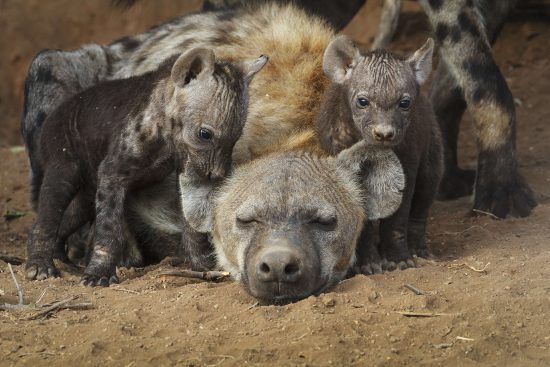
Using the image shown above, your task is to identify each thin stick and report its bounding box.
[438,225,493,237]
[464,262,490,273]
[456,336,474,341]
[404,284,425,295]
[110,286,140,294]
[158,270,231,281]
[472,208,499,220]
[246,302,259,310]
[395,311,453,317]
[26,296,78,320]
[35,286,50,305]
[8,263,24,305]
[0,255,25,265]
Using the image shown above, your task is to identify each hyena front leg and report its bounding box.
[81,168,128,286]
[181,219,216,271]
[421,0,536,218]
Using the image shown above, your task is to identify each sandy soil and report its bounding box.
[1,2,549,366]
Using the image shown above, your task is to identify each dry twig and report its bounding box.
[8,263,24,305]
[158,270,231,281]
[0,255,25,265]
[395,311,453,317]
[472,208,500,219]
[404,284,426,295]
[26,296,93,320]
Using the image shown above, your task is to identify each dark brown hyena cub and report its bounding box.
[317,37,443,272]
[26,47,268,286]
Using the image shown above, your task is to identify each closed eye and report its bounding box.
[309,216,337,231]
[236,216,260,226]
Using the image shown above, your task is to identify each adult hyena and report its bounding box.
[22,4,406,301]
[200,0,536,218]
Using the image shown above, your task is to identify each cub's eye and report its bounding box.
[198,128,213,140]
[399,98,411,110]
[356,97,370,108]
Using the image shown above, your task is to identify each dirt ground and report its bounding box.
[1,2,549,366]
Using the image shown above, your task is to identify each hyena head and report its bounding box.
[190,141,405,303]
[323,37,434,147]
[167,48,268,180]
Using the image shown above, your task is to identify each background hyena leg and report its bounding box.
[81,177,127,286]
[354,221,383,275]
[53,191,95,263]
[372,0,404,49]
[429,62,474,200]
[181,219,216,271]
[421,0,536,218]
[26,164,80,280]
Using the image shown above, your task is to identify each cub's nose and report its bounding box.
[256,248,303,283]
[373,126,396,142]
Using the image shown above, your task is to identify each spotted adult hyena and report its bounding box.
[25,47,267,285]
[202,0,536,218]
[22,4,407,301]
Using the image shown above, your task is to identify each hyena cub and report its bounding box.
[26,47,268,286]
[317,37,443,271]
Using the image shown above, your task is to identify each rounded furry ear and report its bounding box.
[239,54,269,83]
[336,140,405,220]
[323,35,360,84]
[406,38,434,85]
[171,48,216,88]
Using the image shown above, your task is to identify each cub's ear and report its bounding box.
[323,35,361,84]
[171,48,216,88]
[406,38,434,85]
[239,54,269,83]
[336,140,405,220]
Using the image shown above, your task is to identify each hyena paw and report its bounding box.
[410,247,433,260]
[354,262,383,275]
[474,180,537,218]
[437,168,475,200]
[26,259,60,280]
[382,258,416,271]
[80,269,119,287]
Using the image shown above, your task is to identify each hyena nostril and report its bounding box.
[260,262,271,274]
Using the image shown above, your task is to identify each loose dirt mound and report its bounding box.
[1,3,550,367]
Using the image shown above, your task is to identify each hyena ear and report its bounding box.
[406,38,434,85]
[323,35,361,84]
[239,54,269,83]
[336,140,405,220]
[171,48,216,88]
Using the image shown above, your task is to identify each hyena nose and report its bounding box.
[256,248,303,284]
[373,127,396,142]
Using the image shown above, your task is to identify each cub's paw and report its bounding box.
[410,247,434,260]
[81,269,119,287]
[354,262,383,276]
[382,258,416,271]
[26,260,60,280]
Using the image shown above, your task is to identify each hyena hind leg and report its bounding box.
[26,163,80,280]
